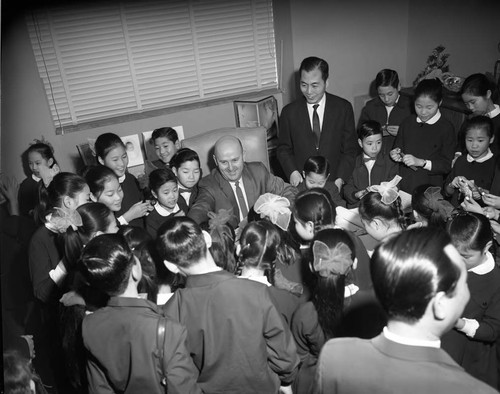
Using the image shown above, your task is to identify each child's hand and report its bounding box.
[354,189,368,200]
[334,178,344,192]
[483,207,500,221]
[390,148,402,162]
[386,125,399,136]
[490,220,500,236]
[402,154,422,168]
[461,196,483,214]
[482,193,500,209]
[449,176,463,189]
[123,201,154,222]
[289,171,303,187]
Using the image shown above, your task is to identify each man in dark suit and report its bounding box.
[312,228,497,394]
[277,56,358,191]
[188,135,297,228]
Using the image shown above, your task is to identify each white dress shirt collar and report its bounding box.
[383,326,441,348]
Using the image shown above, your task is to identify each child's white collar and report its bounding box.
[486,104,500,119]
[154,202,179,217]
[466,149,493,163]
[469,251,495,275]
[416,110,441,125]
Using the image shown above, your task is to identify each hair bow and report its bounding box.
[312,240,353,278]
[367,175,402,205]
[254,193,291,231]
[207,209,235,231]
[45,207,83,233]
[87,138,97,157]
[424,186,454,219]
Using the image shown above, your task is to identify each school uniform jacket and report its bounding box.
[394,115,456,193]
[82,297,201,394]
[277,93,358,182]
[358,95,413,152]
[311,334,498,394]
[188,161,297,228]
[116,172,144,228]
[343,153,399,208]
[163,270,299,394]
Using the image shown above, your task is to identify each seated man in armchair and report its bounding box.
[188,135,297,228]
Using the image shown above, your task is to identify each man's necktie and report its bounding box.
[312,104,321,146]
[235,181,248,218]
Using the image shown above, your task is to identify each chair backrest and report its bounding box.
[181,127,269,176]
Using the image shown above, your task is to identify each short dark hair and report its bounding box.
[170,148,200,169]
[148,168,177,194]
[375,69,399,89]
[447,211,493,253]
[84,165,118,198]
[460,73,494,97]
[414,78,443,103]
[80,233,135,296]
[358,120,383,140]
[157,217,207,268]
[95,133,125,160]
[461,115,494,139]
[151,127,179,144]
[299,57,329,82]
[371,228,461,322]
[292,188,336,232]
[303,156,330,177]
[27,142,58,165]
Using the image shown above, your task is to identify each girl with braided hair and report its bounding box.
[236,220,299,326]
[358,175,407,243]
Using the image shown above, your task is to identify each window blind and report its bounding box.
[27,0,277,133]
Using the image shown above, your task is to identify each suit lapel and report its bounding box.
[241,165,258,208]
[215,171,239,214]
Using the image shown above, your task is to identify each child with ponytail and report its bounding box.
[237,220,299,325]
[358,176,407,243]
[291,228,357,393]
[442,212,500,388]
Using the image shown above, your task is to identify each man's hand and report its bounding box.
[289,171,303,187]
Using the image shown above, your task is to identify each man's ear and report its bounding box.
[213,155,218,166]
[432,291,448,321]
[131,256,142,282]
[242,149,247,162]
[325,78,329,90]
[98,156,104,166]
[163,260,180,274]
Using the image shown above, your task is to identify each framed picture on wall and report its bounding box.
[234,95,279,152]
[121,134,144,167]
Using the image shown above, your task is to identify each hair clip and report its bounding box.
[312,239,353,278]
[367,175,402,205]
[45,207,83,233]
[254,193,291,231]
[424,186,454,219]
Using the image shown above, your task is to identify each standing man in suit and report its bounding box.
[277,56,358,191]
[312,228,498,394]
[188,135,297,228]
